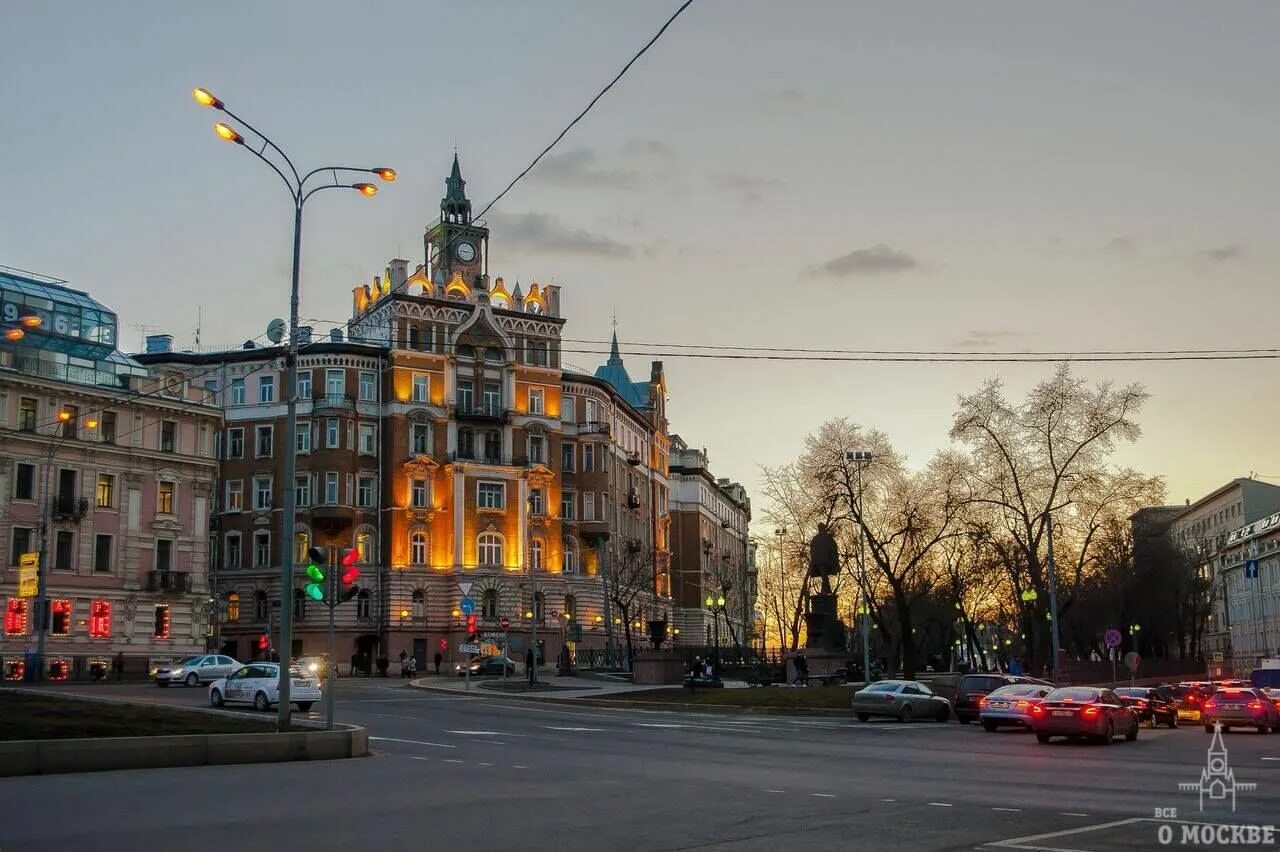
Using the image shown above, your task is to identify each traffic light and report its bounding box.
[339,548,361,603]
[257,634,270,651]
[303,546,326,601]
[466,613,478,639]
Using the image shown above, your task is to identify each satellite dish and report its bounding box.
[265,318,286,344]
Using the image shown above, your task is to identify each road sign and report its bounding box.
[1104,629,1122,649]
[1124,651,1141,673]
[17,553,38,598]
[1246,559,1259,579]
[458,643,480,655]
[568,623,582,642]
[500,616,511,630]
[459,597,475,615]
[1212,651,1225,663]
[458,581,473,597]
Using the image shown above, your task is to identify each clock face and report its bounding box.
[455,241,476,262]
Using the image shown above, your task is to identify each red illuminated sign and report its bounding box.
[89,600,112,638]
[51,599,72,636]
[4,599,28,636]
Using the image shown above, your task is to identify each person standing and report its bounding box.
[794,650,809,686]
[434,651,443,676]
[526,647,535,685]
[399,650,408,678]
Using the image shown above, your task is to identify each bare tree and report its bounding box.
[608,540,657,663]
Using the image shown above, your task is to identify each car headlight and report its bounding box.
[171,668,184,676]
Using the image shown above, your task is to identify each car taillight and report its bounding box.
[1204,701,1217,712]
[1030,704,1045,716]
[1248,700,1263,711]
[1187,695,1200,705]
[1135,699,1147,708]
[979,697,989,708]
[1083,706,1101,718]
[1015,700,1030,710]
[885,695,895,702]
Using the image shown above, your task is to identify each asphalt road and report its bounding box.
[3,679,1279,851]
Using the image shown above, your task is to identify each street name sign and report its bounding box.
[458,643,481,654]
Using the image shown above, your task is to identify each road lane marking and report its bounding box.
[763,790,786,794]
[543,726,608,732]
[444,730,509,736]
[410,757,431,761]
[512,764,529,769]
[988,817,1147,849]
[991,807,1022,812]
[442,759,464,764]
[1061,813,1089,817]
[479,762,495,767]
[927,802,953,807]
[1262,757,1280,761]
[633,722,687,728]
[880,798,896,802]
[369,736,456,749]
[811,793,836,798]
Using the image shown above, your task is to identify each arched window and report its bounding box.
[478,532,503,567]
[457,344,476,359]
[355,529,374,564]
[485,347,503,363]
[483,589,498,619]
[410,531,428,566]
[226,592,240,622]
[294,530,309,563]
[356,589,371,619]
[529,538,543,572]
[293,587,307,621]
[483,430,501,463]
[563,594,576,621]
[254,590,267,621]
[563,537,579,574]
[411,589,425,619]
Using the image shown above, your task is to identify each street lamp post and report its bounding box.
[1046,520,1062,683]
[191,87,393,729]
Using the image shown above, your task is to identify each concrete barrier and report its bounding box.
[0,726,368,777]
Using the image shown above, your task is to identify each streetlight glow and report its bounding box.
[5,328,23,341]
[192,87,223,109]
[352,182,377,197]
[373,167,396,181]
[19,315,41,328]
[214,122,244,144]
[56,410,72,422]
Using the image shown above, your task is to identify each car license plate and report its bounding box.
[1224,704,1242,711]
[991,701,1007,709]
[1052,710,1073,717]
[292,679,310,688]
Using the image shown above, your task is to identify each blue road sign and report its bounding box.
[1245,559,1259,579]
[459,597,475,615]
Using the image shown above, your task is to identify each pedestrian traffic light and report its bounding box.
[339,548,361,603]
[439,638,448,651]
[304,546,326,601]
[466,613,478,639]
[257,634,270,651]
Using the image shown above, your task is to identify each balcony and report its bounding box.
[448,451,505,465]
[627,489,641,509]
[147,571,192,594]
[580,421,610,436]
[311,504,356,532]
[579,519,610,539]
[312,393,356,412]
[52,495,89,522]
[454,405,510,424]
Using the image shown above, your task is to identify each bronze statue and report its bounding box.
[809,523,840,596]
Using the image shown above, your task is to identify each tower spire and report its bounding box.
[608,314,622,365]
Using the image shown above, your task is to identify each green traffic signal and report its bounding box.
[304,546,327,602]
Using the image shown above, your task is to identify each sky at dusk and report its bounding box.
[4,1,1280,518]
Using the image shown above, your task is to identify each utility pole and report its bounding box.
[847,451,874,685]
[325,550,337,729]
[1047,519,1062,683]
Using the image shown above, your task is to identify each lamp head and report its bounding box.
[214,122,244,144]
[372,167,396,181]
[192,87,224,109]
[353,183,377,197]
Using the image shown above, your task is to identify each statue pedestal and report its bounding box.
[804,593,845,653]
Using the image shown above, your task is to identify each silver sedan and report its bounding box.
[852,680,952,723]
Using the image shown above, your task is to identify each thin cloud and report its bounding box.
[709,172,783,204]
[1201,243,1243,263]
[755,88,806,110]
[487,211,632,259]
[951,330,1026,350]
[531,148,638,189]
[1104,237,1134,254]
[624,138,675,160]
[811,244,920,278]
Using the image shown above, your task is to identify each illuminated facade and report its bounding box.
[0,267,220,679]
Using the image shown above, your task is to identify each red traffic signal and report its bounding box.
[257,634,270,651]
[439,638,448,651]
[466,614,478,637]
[340,548,361,585]
[500,616,511,630]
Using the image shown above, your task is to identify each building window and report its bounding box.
[255,425,273,458]
[561,397,575,423]
[230,379,245,405]
[226,592,240,622]
[59,405,79,438]
[359,423,376,455]
[326,418,340,448]
[529,434,545,465]
[563,538,579,574]
[412,374,429,403]
[477,482,504,509]
[100,412,117,444]
[408,326,420,350]
[154,604,171,639]
[561,492,575,520]
[325,472,339,505]
[295,476,311,508]
[583,444,595,472]
[529,488,544,516]
[563,595,576,621]
[254,532,271,567]
[297,370,312,400]
[484,431,501,464]
[526,341,549,366]
[584,399,598,423]
[482,589,498,619]
[359,371,376,402]
[458,428,475,460]
[411,422,430,455]
[54,531,74,570]
[457,380,473,412]
[583,492,596,521]
[358,475,375,508]
[225,533,242,570]
[357,589,371,619]
[95,473,114,508]
[94,534,112,573]
[13,463,35,500]
[228,428,244,458]
[295,422,311,454]
[9,528,34,567]
[534,591,545,622]
[225,480,243,512]
[294,588,307,621]
[410,532,428,565]
[412,590,425,619]
[254,590,268,621]
[89,600,111,637]
[478,533,503,567]
[561,443,575,472]
[530,538,543,572]
[157,481,175,515]
[160,420,177,452]
[5,599,29,635]
[410,478,429,508]
[483,383,501,415]
[325,368,345,399]
[155,539,173,573]
[529,388,544,415]
[254,477,272,511]
[295,531,310,563]
[355,530,373,564]
[18,397,37,431]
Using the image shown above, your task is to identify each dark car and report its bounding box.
[955,674,1050,724]
[455,655,516,677]
[1202,687,1280,734]
[1172,682,1215,723]
[1031,686,1139,745]
[1115,686,1178,728]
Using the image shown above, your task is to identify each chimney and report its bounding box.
[145,334,173,354]
[297,326,313,345]
[389,259,409,292]
[242,340,257,350]
[546,284,561,317]
[329,328,344,343]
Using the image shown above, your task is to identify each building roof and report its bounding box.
[592,332,649,409]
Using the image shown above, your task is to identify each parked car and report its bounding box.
[954,674,1050,724]
[154,654,241,688]
[1202,687,1280,734]
[1172,682,1215,723]
[296,655,331,683]
[1114,686,1178,728]
[978,683,1053,731]
[455,655,516,677]
[1030,686,1139,745]
[209,662,321,712]
[852,680,951,723]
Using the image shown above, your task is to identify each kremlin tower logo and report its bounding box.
[1178,722,1256,811]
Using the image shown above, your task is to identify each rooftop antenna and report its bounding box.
[132,322,158,351]
[194,306,202,349]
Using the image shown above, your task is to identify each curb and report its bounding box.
[0,687,368,777]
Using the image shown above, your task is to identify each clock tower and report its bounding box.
[425,154,488,292]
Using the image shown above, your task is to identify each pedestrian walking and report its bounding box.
[399,650,408,678]
[794,650,809,686]
[406,655,417,678]
[526,648,535,685]
[434,651,443,675]
[113,651,125,681]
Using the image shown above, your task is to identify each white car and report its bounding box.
[208,662,321,712]
[155,654,241,688]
